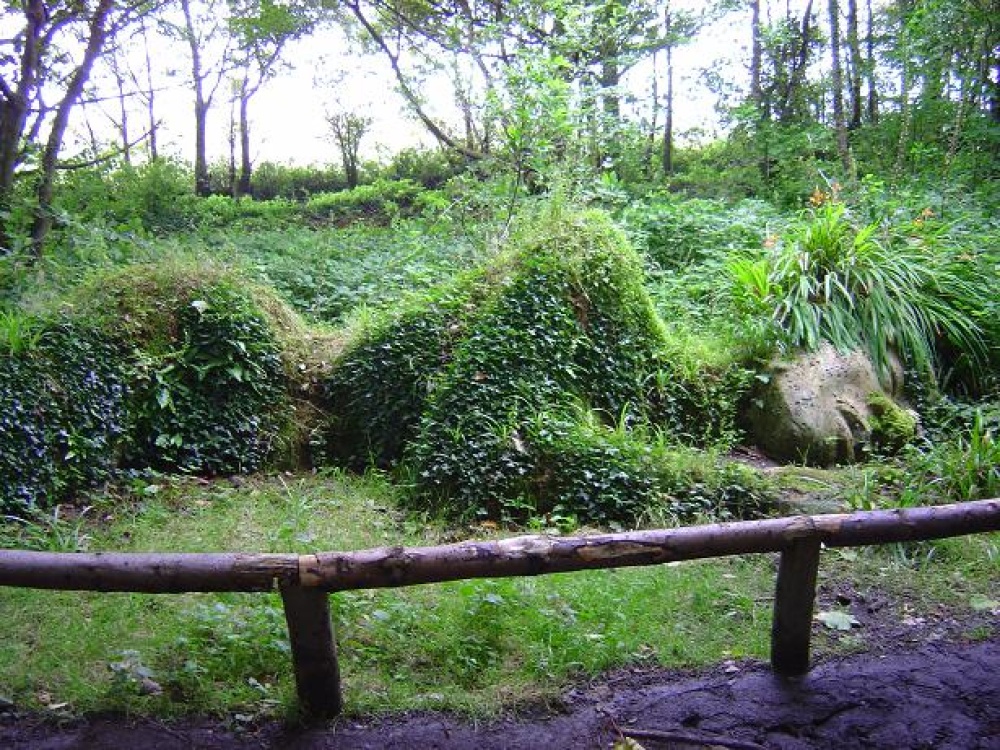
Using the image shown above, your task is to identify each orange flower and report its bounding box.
[809,188,826,207]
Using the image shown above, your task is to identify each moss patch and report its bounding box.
[867,392,918,454]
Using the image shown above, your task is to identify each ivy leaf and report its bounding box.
[816,610,860,631]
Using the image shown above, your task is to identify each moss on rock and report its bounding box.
[867,391,918,454]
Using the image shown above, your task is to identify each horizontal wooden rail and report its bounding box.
[1,499,997,592]
[1,498,998,718]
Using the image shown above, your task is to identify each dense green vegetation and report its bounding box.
[1,0,998,723]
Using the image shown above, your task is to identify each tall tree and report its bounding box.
[326,111,371,189]
[228,0,316,196]
[845,0,863,129]
[1,0,147,255]
[750,0,763,115]
[173,0,235,196]
[865,0,878,123]
[828,0,851,171]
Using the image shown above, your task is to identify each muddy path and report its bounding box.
[3,636,998,750]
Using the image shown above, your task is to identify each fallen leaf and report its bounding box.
[613,739,646,750]
[970,595,999,612]
[817,610,860,631]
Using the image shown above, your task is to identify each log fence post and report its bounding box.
[280,584,342,719]
[770,536,822,676]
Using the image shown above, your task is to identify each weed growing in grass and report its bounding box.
[0,505,92,551]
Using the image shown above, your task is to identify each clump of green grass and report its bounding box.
[728,201,990,386]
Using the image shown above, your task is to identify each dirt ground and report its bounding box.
[3,634,998,750]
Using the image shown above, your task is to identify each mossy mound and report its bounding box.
[1,261,301,511]
[68,262,294,474]
[0,323,127,512]
[324,207,773,523]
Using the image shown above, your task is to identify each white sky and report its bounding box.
[69,2,749,168]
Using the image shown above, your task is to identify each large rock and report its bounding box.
[744,344,913,467]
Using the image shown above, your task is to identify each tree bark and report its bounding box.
[0,0,45,253]
[139,17,159,160]
[779,0,815,124]
[845,0,863,129]
[238,80,252,196]
[894,0,913,175]
[828,0,851,172]
[182,0,212,197]
[865,0,878,124]
[661,4,674,176]
[750,0,763,114]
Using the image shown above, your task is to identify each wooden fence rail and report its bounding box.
[1,498,998,718]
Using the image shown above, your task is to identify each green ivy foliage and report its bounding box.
[321,290,468,470]
[0,324,127,512]
[0,264,295,511]
[72,266,291,475]
[323,206,774,524]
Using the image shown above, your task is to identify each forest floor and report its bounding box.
[3,626,997,749]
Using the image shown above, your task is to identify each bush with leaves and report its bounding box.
[0,320,127,512]
[304,179,434,226]
[728,200,990,386]
[622,196,780,271]
[324,205,775,524]
[69,264,293,475]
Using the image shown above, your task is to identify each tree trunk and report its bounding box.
[779,0,815,125]
[662,6,675,177]
[0,0,45,253]
[828,0,851,172]
[992,55,1000,124]
[227,93,237,196]
[646,49,658,177]
[238,80,252,197]
[346,0,481,161]
[29,0,115,255]
[111,52,132,165]
[182,0,212,197]
[140,17,159,160]
[865,0,878,124]
[750,0,763,113]
[894,0,913,174]
[845,0,863,129]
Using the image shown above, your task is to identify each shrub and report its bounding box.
[622,196,779,271]
[728,200,989,386]
[250,162,347,200]
[304,179,433,225]
[0,322,127,512]
[323,204,775,524]
[54,158,196,235]
[69,264,292,475]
